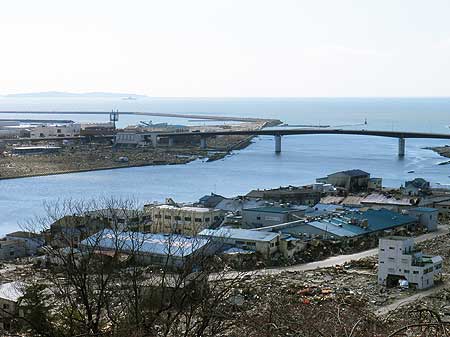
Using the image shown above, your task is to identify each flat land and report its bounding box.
[0,122,265,179]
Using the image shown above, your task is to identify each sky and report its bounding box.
[1,0,450,97]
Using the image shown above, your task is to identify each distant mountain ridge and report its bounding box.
[3,91,148,98]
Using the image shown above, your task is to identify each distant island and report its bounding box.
[3,91,148,99]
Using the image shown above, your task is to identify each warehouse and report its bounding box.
[80,229,210,268]
[199,228,280,258]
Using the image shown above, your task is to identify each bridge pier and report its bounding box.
[168,136,174,147]
[398,137,405,157]
[274,135,282,153]
[200,137,207,149]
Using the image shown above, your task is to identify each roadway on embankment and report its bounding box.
[0,110,280,124]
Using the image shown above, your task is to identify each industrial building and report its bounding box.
[272,209,417,240]
[241,206,306,228]
[80,229,210,268]
[29,123,81,139]
[316,169,377,192]
[246,186,321,205]
[144,204,223,236]
[377,237,442,289]
[5,231,44,255]
[199,228,280,258]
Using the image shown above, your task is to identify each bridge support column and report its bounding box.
[168,136,174,147]
[274,135,282,153]
[398,137,405,157]
[200,137,207,149]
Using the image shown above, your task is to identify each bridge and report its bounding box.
[157,128,450,157]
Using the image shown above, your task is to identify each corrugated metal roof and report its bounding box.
[81,230,208,257]
[199,228,279,242]
[281,209,416,238]
[243,206,299,214]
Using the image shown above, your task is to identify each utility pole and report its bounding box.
[110,109,119,129]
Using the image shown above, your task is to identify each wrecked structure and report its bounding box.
[317,169,381,193]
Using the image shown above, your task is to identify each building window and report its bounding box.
[194,218,202,223]
[413,271,419,274]
[184,217,191,221]
[154,214,162,219]
[3,303,9,310]
[164,215,171,220]
[174,216,181,221]
[389,247,395,250]
[404,270,410,273]
[236,241,245,245]
[205,217,210,222]
[256,216,261,220]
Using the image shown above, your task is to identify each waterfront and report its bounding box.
[1,97,450,234]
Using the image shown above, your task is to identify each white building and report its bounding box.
[378,237,442,289]
[0,282,24,331]
[5,231,45,255]
[144,204,223,236]
[407,207,439,232]
[30,123,81,139]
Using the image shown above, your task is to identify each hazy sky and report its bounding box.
[1,0,450,97]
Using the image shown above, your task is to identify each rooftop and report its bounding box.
[410,207,438,213]
[332,169,370,177]
[243,206,301,214]
[199,228,279,242]
[80,230,209,257]
[154,205,214,213]
[0,282,24,302]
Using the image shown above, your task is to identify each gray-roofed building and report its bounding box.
[242,206,306,228]
[316,169,372,192]
[80,230,210,268]
[407,207,438,232]
[245,186,321,205]
[5,231,44,255]
[199,228,280,257]
[196,193,226,208]
[403,178,431,196]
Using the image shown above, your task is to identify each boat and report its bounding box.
[407,170,415,173]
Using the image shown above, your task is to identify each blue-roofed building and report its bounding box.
[80,229,210,268]
[278,209,417,240]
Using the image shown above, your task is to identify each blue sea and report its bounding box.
[0,96,450,235]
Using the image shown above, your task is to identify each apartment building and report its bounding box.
[144,204,223,236]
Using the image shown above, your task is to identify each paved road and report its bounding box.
[216,225,449,280]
